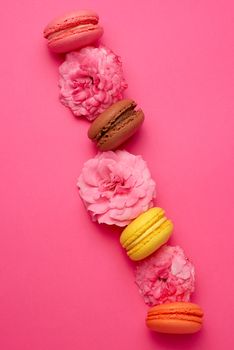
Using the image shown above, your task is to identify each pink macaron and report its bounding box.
[43,10,104,53]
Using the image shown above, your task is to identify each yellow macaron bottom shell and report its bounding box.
[120,207,173,261]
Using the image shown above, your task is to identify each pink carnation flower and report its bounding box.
[135,245,195,306]
[77,150,156,226]
[59,46,127,121]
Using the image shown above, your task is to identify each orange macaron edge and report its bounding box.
[146,302,204,334]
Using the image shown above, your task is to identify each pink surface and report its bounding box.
[0,1,233,349]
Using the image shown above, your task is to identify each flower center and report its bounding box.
[72,75,93,89]
[158,277,168,282]
[99,175,126,194]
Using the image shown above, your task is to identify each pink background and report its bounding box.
[0,0,234,349]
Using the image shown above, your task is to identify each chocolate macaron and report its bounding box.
[88,99,144,151]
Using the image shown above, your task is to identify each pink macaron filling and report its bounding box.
[43,9,100,38]
[43,10,103,53]
[47,24,101,42]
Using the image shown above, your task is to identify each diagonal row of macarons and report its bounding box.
[43,9,204,335]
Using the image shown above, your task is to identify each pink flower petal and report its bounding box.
[59,47,127,121]
[77,150,156,227]
[135,245,195,306]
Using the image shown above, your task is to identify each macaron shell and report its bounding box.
[128,220,173,261]
[88,99,136,140]
[47,26,103,53]
[120,208,165,247]
[120,208,173,261]
[125,216,167,251]
[146,302,203,334]
[97,110,144,151]
[146,318,202,334]
[148,302,204,316]
[44,10,99,37]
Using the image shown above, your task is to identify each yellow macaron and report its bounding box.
[120,207,173,261]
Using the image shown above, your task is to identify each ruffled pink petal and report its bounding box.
[77,150,156,227]
[135,245,195,306]
[87,200,109,215]
[59,47,127,121]
[81,160,100,186]
[78,187,101,203]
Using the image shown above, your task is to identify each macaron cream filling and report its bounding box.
[120,208,173,260]
[94,104,141,143]
[147,304,203,324]
[47,24,100,41]
[126,217,167,250]
[127,220,173,256]
[44,16,98,38]
[121,208,166,248]
[147,313,202,324]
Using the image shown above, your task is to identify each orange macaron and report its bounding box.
[146,302,203,334]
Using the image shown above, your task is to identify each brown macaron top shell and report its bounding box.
[88,99,144,151]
